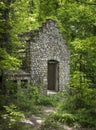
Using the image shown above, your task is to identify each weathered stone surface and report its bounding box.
[4,70,30,80]
[25,19,70,93]
[3,70,31,89]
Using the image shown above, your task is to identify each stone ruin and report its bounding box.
[3,19,70,94]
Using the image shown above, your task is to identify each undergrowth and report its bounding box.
[0,81,60,129]
[43,73,96,129]
[0,76,96,130]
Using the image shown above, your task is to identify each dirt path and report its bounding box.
[22,106,75,130]
[22,106,55,129]
[21,106,96,130]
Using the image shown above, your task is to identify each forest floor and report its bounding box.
[22,106,73,130]
[21,90,95,130]
[21,106,95,130]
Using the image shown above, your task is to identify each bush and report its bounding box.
[75,108,96,127]
[57,72,96,127]
[1,104,25,129]
[37,94,57,106]
[53,112,75,125]
[16,84,42,113]
[40,114,65,130]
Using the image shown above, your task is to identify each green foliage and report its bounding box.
[2,104,25,129]
[57,72,96,127]
[40,114,65,130]
[0,48,21,70]
[70,37,96,88]
[10,0,37,33]
[16,84,60,112]
[38,0,59,20]
[76,108,96,127]
[0,0,22,71]
[14,84,42,113]
[37,94,58,107]
[53,112,75,125]
[57,0,96,40]
[0,0,96,129]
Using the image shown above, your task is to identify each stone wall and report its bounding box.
[26,19,70,93]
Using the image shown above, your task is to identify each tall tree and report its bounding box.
[0,0,21,71]
[0,0,21,90]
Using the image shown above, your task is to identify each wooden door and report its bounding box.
[48,60,59,91]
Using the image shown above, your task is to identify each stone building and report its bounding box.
[24,19,70,93]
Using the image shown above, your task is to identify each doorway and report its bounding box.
[48,60,59,91]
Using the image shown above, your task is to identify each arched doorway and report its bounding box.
[48,60,59,91]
